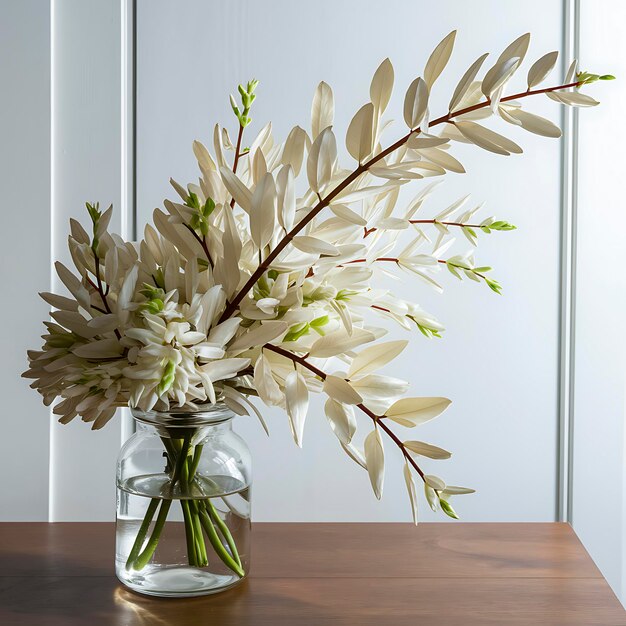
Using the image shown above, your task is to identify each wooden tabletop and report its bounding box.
[0,522,624,625]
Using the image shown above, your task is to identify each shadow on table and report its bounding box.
[0,572,325,626]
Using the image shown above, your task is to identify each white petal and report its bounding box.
[386,397,452,427]
[364,428,385,499]
[285,370,309,447]
[323,375,362,405]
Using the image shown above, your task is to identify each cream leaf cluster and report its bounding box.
[24,31,609,520]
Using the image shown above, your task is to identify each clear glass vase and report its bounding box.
[115,404,251,597]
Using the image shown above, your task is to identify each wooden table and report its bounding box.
[0,522,624,625]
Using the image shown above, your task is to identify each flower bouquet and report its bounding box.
[24,31,609,596]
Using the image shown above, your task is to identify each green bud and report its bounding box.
[185,191,200,209]
[202,197,215,218]
[600,74,616,80]
[229,95,240,116]
[158,360,176,395]
[486,278,503,295]
[439,498,459,520]
[284,322,310,342]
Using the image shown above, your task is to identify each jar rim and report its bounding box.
[131,402,235,427]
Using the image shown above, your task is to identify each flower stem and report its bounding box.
[132,499,172,570]
[198,505,245,577]
[205,499,242,567]
[180,499,198,566]
[218,80,580,323]
[125,497,159,571]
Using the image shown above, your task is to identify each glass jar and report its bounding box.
[115,404,252,597]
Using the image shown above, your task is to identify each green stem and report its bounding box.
[188,444,203,480]
[190,500,208,566]
[198,506,245,578]
[205,499,242,567]
[171,433,192,489]
[133,499,172,570]
[125,498,160,571]
[180,499,199,566]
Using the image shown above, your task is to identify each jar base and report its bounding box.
[116,563,247,598]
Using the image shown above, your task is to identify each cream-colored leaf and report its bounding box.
[424,483,439,511]
[311,81,334,139]
[527,51,558,89]
[229,321,288,353]
[250,172,277,249]
[117,264,138,316]
[276,165,296,231]
[213,123,226,169]
[407,136,450,149]
[329,203,367,226]
[348,340,408,378]
[449,53,489,112]
[222,387,270,436]
[39,291,78,311]
[418,147,465,173]
[307,127,337,193]
[72,338,123,359]
[547,91,599,107]
[565,59,578,83]
[335,181,406,203]
[454,121,522,156]
[403,461,419,524]
[364,428,385,499]
[403,77,429,129]
[425,474,446,491]
[325,398,357,444]
[498,33,531,65]
[370,58,394,113]
[192,140,215,172]
[346,102,375,163]
[504,108,561,138]
[442,485,476,496]
[281,126,308,176]
[285,370,309,447]
[55,262,91,310]
[482,57,521,97]
[323,375,363,405]
[404,440,452,460]
[292,235,340,256]
[386,396,451,427]
[424,30,456,87]
[341,440,367,469]
[254,353,283,407]
[309,327,375,358]
[220,167,252,213]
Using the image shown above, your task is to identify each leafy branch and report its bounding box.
[86,202,121,340]
[218,80,581,324]
[264,343,457,517]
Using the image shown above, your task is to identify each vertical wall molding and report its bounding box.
[120,0,136,443]
[556,0,579,523]
[50,0,126,520]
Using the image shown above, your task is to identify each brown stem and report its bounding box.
[437,258,488,282]
[92,254,121,340]
[263,344,426,482]
[366,221,493,238]
[184,225,214,269]
[229,124,245,209]
[218,81,579,323]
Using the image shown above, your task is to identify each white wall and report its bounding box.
[572,0,626,601]
[0,0,51,521]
